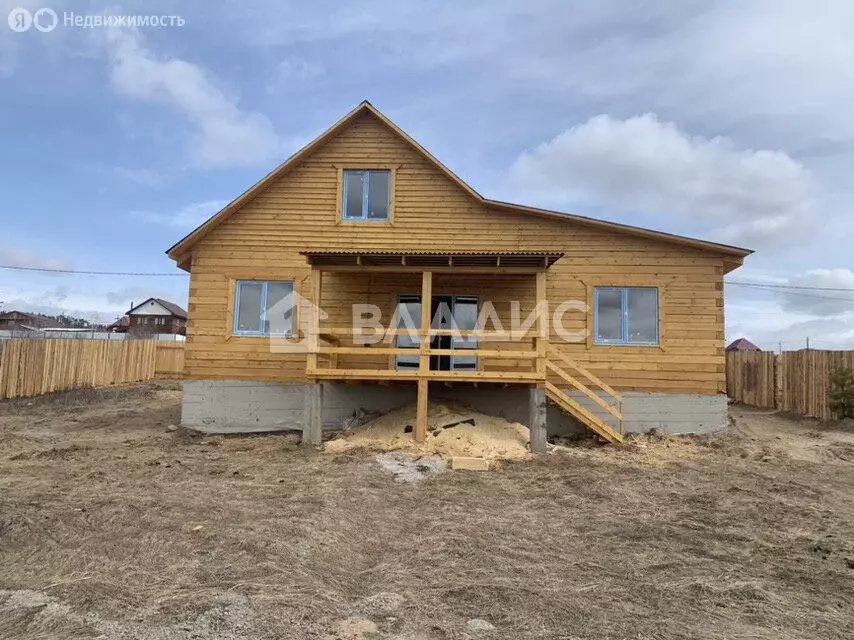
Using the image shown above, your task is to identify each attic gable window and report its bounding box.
[342,169,391,221]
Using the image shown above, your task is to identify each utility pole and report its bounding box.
[778,341,782,354]
[806,336,810,351]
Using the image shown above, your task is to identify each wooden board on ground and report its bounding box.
[450,457,490,471]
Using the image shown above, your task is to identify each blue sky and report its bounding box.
[1,0,853,348]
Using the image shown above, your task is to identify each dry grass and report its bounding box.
[1,387,853,639]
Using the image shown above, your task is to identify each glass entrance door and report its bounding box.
[430,295,453,371]
[394,294,478,371]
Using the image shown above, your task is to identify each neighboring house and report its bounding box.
[166,101,752,447]
[0,311,63,332]
[126,299,188,336]
[108,316,131,333]
[725,338,761,352]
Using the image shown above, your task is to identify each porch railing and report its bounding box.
[306,327,542,383]
[302,268,621,442]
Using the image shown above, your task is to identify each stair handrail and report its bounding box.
[544,382,623,443]
[545,361,622,420]
[547,346,623,436]
[547,346,622,402]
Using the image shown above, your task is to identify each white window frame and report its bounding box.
[593,286,659,346]
[341,169,391,221]
[233,280,295,336]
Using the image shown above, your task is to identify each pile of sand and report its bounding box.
[325,402,531,460]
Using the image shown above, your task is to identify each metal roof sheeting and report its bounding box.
[301,250,563,269]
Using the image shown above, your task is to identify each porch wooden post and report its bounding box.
[415,270,432,442]
[304,268,324,447]
[306,269,322,374]
[535,271,548,379]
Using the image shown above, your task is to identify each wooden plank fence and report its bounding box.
[0,339,185,400]
[726,351,777,409]
[154,342,185,379]
[727,350,854,420]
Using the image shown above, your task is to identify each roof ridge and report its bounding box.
[128,297,188,319]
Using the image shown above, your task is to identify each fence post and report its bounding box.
[775,353,783,411]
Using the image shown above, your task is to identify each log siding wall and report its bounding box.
[185,112,729,394]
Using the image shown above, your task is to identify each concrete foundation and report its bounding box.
[567,390,729,435]
[435,387,727,435]
[181,380,415,434]
[433,385,586,435]
[181,380,728,436]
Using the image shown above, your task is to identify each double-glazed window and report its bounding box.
[233,280,295,336]
[594,287,658,345]
[342,169,391,221]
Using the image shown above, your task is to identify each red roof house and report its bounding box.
[725,338,761,352]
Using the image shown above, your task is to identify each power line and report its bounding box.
[729,282,854,302]
[0,264,187,277]
[728,282,854,303]
[1,265,850,293]
[727,280,854,292]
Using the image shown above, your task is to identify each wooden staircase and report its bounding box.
[544,346,623,443]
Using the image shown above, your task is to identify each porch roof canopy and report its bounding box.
[301,250,564,271]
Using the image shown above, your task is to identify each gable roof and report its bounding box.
[128,298,188,319]
[108,315,131,330]
[0,311,64,329]
[725,338,761,352]
[166,100,753,267]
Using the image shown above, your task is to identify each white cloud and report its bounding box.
[131,200,228,228]
[102,29,282,168]
[0,0,44,77]
[0,287,117,323]
[745,316,854,352]
[782,269,854,317]
[276,57,324,82]
[681,1,854,141]
[0,247,72,271]
[114,166,166,187]
[0,280,187,324]
[511,113,816,248]
[0,37,20,79]
[726,268,854,350]
[104,285,176,308]
[265,57,325,95]
[0,243,185,322]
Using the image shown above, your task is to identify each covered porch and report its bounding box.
[300,250,623,448]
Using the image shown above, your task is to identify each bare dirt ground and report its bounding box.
[1,385,853,640]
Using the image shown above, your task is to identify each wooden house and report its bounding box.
[167,101,751,448]
[125,298,188,336]
[725,338,760,352]
[0,311,63,332]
